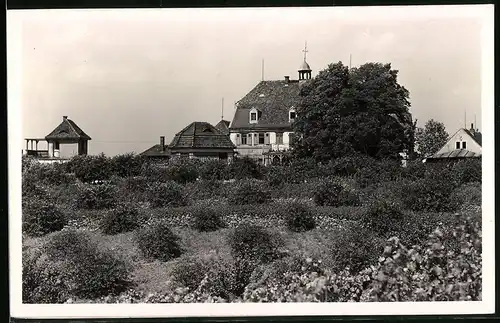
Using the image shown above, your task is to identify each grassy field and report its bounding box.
[21,156,483,303]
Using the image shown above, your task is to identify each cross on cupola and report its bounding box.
[298,41,312,81]
[302,41,308,61]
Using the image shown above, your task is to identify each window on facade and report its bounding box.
[241,134,247,145]
[462,141,467,149]
[236,134,241,145]
[250,112,257,121]
[276,132,283,145]
[456,142,461,149]
[258,133,265,145]
[264,133,270,145]
[289,111,296,121]
[289,132,295,144]
[253,133,258,146]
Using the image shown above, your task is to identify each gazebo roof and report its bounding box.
[45,116,91,141]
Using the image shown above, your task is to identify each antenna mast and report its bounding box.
[261,59,264,81]
[464,110,466,128]
[221,97,224,120]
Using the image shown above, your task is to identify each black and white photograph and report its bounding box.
[8,4,494,319]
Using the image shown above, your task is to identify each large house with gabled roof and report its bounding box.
[228,46,313,165]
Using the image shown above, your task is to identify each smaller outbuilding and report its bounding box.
[425,123,482,163]
[140,121,236,161]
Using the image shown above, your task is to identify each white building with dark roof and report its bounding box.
[425,123,482,163]
[229,47,312,165]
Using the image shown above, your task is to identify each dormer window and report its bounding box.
[289,107,297,122]
[249,108,259,124]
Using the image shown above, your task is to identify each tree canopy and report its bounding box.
[415,119,449,157]
[291,62,415,162]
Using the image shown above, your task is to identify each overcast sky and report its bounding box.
[8,5,489,157]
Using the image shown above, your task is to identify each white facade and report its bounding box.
[436,128,482,155]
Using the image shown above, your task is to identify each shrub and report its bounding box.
[359,199,404,237]
[22,200,67,237]
[287,158,320,183]
[193,253,254,300]
[136,221,183,261]
[355,158,403,188]
[26,162,75,186]
[229,157,263,180]
[228,224,282,263]
[100,203,140,235]
[329,225,384,272]
[284,202,316,232]
[227,180,270,205]
[312,178,359,207]
[323,154,375,177]
[44,229,94,260]
[198,159,230,181]
[449,182,482,211]
[402,160,426,180]
[121,176,149,202]
[75,183,118,210]
[164,159,199,184]
[22,249,70,303]
[43,230,132,300]
[170,256,208,290]
[400,176,456,212]
[191,206,226,232]
[146,181,188,208]
[67,154,114,183]
[365,214,482,301]
[265,166,288,187]
[450,159,482,185]
[110,153,144,178]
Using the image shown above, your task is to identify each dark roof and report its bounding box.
[45,117,91,141]
[230,80,303,129]
[427,149,481,160]
[464,129,482,146]
[140,144,171,157]
[215,119,230,135]
[169,121,235,149]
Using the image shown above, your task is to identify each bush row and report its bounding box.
[23,154,481,187]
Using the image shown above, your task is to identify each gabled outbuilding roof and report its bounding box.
[45,116,91,141]
[230,80,302,130]
[169,121,235,149]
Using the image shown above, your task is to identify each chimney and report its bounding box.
[160,136,165,151]
[284,76,290,83]
[63,116,68,121]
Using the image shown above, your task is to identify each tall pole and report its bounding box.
[221,97,224,120]
[261,59,264,81]
[349,54,352,69]
[464,110,466,128]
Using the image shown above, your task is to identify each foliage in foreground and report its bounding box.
[22,200,68,237]
[135,221,183,261]
[23,230,132,303]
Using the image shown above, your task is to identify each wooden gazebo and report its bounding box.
[25,116,92,158]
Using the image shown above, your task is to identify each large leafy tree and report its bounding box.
[415,119,449,157]
[291,62,415,162]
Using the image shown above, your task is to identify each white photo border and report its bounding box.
[8,4,495,319]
